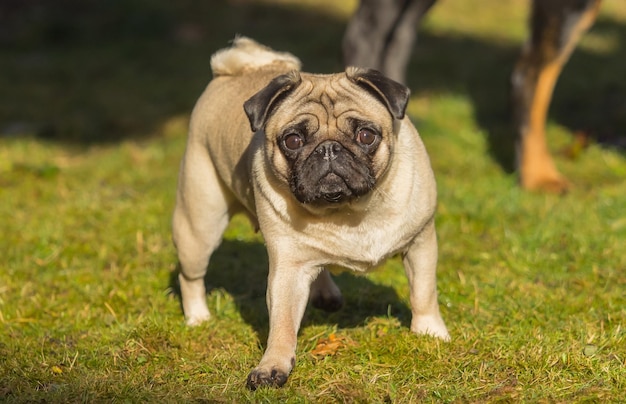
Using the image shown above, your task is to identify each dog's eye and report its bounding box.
[356,128,377,146]
[283,133,303,150]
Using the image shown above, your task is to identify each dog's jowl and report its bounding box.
[172,37,449,390]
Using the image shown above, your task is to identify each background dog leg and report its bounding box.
[402,220,450,341]
[511,0,601,192]
[342,0,438,84]
[246,260,317,390]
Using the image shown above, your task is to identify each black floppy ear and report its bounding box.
[346,67,410,119]
[243,71,301,132]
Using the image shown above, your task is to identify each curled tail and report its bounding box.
[210,36,302,77]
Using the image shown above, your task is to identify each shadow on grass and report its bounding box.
[0,0,348,143]
[2,0,624,161]
[169,239,411,342]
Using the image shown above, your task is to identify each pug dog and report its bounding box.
[172,37,450,391]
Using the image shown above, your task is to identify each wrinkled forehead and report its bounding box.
[270,73,393,128]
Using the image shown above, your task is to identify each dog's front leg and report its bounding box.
[403,219,450,341]
[511,0,601,193]
[246,257,317,390]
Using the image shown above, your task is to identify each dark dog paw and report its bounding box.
[246,367,289,390]
[311,293,344,312]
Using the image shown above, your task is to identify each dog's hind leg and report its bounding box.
[511,0,601,192]
[172,145,233,326]
[310,268,343,312]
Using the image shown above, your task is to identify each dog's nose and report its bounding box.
[314,140,343,161]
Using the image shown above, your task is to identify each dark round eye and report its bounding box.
[356,128,377,145]
[283,133,303,150]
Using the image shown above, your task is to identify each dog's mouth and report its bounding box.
[288,139,376,207]
[323,191,344,203]
[292,170,372,206]
[318,173,350,204]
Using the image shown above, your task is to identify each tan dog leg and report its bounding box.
[172,148,231,326]
[246,256,318,390]
[402,220,450,341]
[512,0,601,192]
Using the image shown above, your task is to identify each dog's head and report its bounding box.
[244,67,410,211]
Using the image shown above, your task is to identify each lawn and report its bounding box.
[1,0,625,402]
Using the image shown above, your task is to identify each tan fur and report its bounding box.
[211,36,301,77]
[172,37,449,390]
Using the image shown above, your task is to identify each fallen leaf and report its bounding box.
[310,333,354,358]
[583,344,598,357]
[561,130,591,160]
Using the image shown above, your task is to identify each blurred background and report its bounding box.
[1,0,625,149]
[0,0,351,143]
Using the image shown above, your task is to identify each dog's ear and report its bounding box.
[244,71,302,132]
[346,67,410,120]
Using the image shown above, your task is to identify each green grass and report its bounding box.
[1,0,625,402]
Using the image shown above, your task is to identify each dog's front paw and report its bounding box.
[246,367,290,390]
[411,314,451,341]
[183,301,211,326]
[185,311,210,326]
